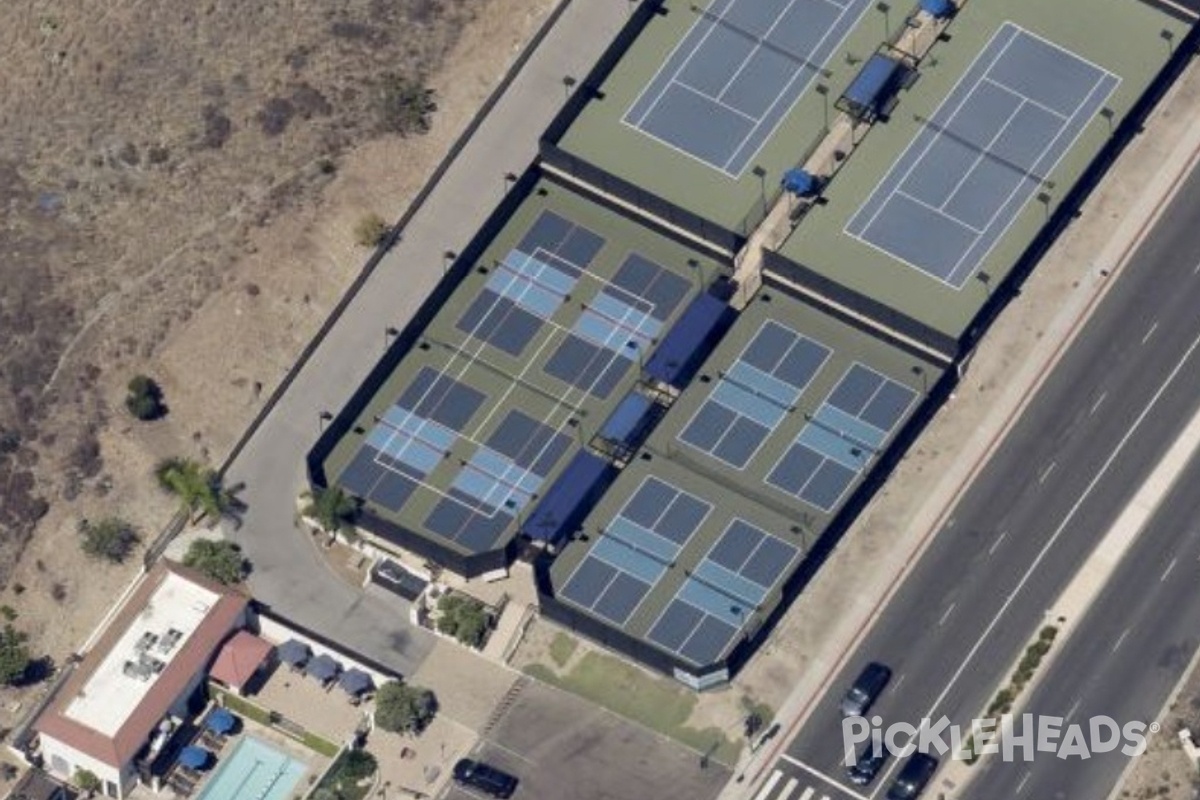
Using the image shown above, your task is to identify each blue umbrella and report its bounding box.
[919,0,954,18]
[205,707,235,735]
[179,746,210,770]
[277,639,310,667]
[337,668,373,696]
[305,653,341,683]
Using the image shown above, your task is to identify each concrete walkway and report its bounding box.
[221,0,629,677]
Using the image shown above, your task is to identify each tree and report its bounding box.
[0,625,30,685]
[338,750,377,782]
[354,213,389,248]
[155,457,244,525]
[301,486,360,537]
[436,593,492,649]
[124,375,167,421]
[183,539,246,585]
[78,517,140,563]
[74,769,101,796]
[373,681,437,734]
[376,74,436,136]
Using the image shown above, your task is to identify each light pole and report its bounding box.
[562,75,577,100]
[442,250,457,275]
[1099,107,1115,135]
[876,2,891,39]
[687,257,704,290]
[503,171,517,196]
[384,325,399,352]
[751,165,767,211]
[318,411,332,433]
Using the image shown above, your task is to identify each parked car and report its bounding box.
[846,743,889,786]
[885,753,938,800]
[453,758,518,798]
[840,661,892,717]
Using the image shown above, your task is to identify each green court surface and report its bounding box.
[776,0,1191,341]
[320,177,725,559]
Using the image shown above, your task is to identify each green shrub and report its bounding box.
[79,517,140,563]
[125,375,166,420]
[436,593,492,649]
[354,213,389,248]
[375,74,437,136]
[183,539,246,585]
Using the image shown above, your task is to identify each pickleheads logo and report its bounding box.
[842,714,1159,763]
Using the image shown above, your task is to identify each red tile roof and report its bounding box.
[209,630,272,690]
[34,560,248,768]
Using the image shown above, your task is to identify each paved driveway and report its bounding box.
[222,0,629,677]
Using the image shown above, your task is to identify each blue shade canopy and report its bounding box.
[782,169,818,197]
[338,668,373,696]
[920,0,954,17]
[179,746,209,770]
[305,653,341,682]
[205,707,235,734]
[277,639,310,666]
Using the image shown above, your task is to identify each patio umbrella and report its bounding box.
[205,707,235,735]
[305,653,341,683]
[179,746,210,770]
[337,668,373,696]
[277,639,310,667]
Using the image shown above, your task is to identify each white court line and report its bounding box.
[714,0,803,101]
[895,190,986,234]
[942,60,1119,286]
[939,97,1028,214]
[847,25,1021,240]
[982,76,1071,121]
[919,323,1200,730]
[671,79,760,122]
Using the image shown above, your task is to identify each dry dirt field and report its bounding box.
[1116,661,1200,800]
[0,0,555,722]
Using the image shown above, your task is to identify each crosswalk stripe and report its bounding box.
[797,789,815,800]
[753,771,783,800]
[777,777,799,799]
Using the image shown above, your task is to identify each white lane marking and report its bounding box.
[1038,461,1057,484]
[1112,627,1131,654]
[1194,259,1200,275]
[920,326,1200,728]
[1161,556,1178,582]
[777,777,799,800]
[754,771,783,800]
[938,602,957,626]
[892,672,906,692]
[1089,391,1107,416]
[778,755,871,800]
[1016,770,1032,794]
[988,531,1008,556]
[1143,321,1159,344]
[1065,697,1082,722]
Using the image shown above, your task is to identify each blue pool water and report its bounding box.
[194,736,307,800]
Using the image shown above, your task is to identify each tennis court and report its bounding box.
[766,363,916,510]
[845,22,1119,288]
[624,0,874,176]
[678,320,831,469]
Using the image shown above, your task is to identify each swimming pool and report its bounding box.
[194,736,307,800]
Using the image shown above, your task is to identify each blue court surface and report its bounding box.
[624,0,874,176]
[679,320,831,469]
[767,363,916,510]
[845,23,1119,288]
[647,519,800,666]
[544,253,690,399]
[456,211,604,357]
[559,477,713,626]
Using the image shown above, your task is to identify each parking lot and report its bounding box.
[438,679,729,800]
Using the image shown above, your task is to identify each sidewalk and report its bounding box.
[723,60,1200,799]
[222,0,630,675]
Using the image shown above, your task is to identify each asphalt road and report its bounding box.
[968,451,1200,799]
[753,160,1200,799]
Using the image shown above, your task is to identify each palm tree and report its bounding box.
[155,457,244,526]
[300,485,361,540]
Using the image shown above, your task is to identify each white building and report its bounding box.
[34,561,248,798]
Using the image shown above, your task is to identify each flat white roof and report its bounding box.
[64,571,219,736]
